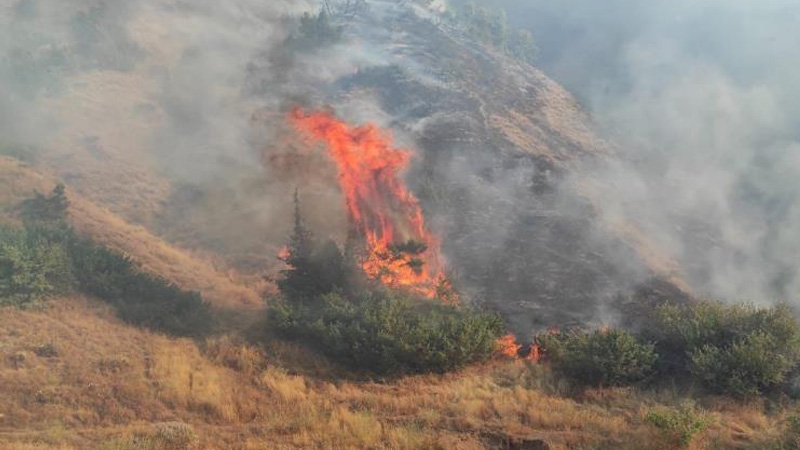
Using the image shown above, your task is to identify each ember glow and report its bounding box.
[289,109,446,298]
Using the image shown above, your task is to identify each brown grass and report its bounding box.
[0,157,264,308]
[0,297,793,450]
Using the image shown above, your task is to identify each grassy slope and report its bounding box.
[0,157,795,449]
[0,297,792,450]
[0,157,264,309]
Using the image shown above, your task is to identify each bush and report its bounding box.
[1,187,214,336]
[645,401,709,449]
[152,422,198,450]
[0,225,74,307]
[18,183,69,225]
[649,301,800,397]
[68,236,214,336]
[536,328,657,387]
[271,289,504,375]
[289,10,344,50]
[450,2,537,63]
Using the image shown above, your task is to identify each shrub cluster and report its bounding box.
[536,328,657,387]
[648,301,800,397]
[0,186,213,336]
[68,235,213,336]
[535,301,800,398]
[0,225,73,307]
[288,10,344,51]
[269,193,505,375]
[644,401,709,449]
[444,2,538,64]
[271,290,504,375]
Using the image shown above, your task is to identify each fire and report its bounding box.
[289,109,446,298]
[277,245,291,262]
[498,334,522,358]
[497,334,540,362]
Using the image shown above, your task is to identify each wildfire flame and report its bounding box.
[277,245,291,262]
[497,334,540,362]
[289,109,446,298]
[497,334,522,358]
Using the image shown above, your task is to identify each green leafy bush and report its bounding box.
[649,301,800,397]
[536,328,657,387]
[645,401,709,449]
[271,289,504,375]
[0,225,73,307]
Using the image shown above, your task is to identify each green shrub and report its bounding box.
[690,331,796,398]
[1,187,214,336]
[271,289,504,375]
[0,225,74,307]
[68,236,213,336]
[536,328,657,387]
[649,301,800,397]
[645,401,709,449]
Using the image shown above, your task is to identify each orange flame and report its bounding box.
[497,334,540,362]
[277,245,291,262]
[289,109,445,298]
[498,334,523,358]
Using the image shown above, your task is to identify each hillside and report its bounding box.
[0,297,792,450]
[1,1,799,449]
[0,157,263,309]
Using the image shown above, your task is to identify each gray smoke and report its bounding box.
[491,0,800,304]
[0,0,388,268]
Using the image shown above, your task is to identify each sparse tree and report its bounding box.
[18,183,69,225]
[293,9,344,50]
[509,29,538,64]
[277,190,351,303]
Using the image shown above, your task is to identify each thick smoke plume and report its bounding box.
[487,0,800,305]
[0,0,385,269]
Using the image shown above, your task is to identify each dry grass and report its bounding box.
[0,297,794,450]
[68,196,265,308]
[0,157,264,308]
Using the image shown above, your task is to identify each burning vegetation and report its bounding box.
[497,334,540,362]
[268,188,504,375]
[267,112,505,374]
[290,109,449,299]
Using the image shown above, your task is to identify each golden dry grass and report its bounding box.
[0,297,794,450]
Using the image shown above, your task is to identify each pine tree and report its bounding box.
[277,190,356,303]
[278,189,316,302]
